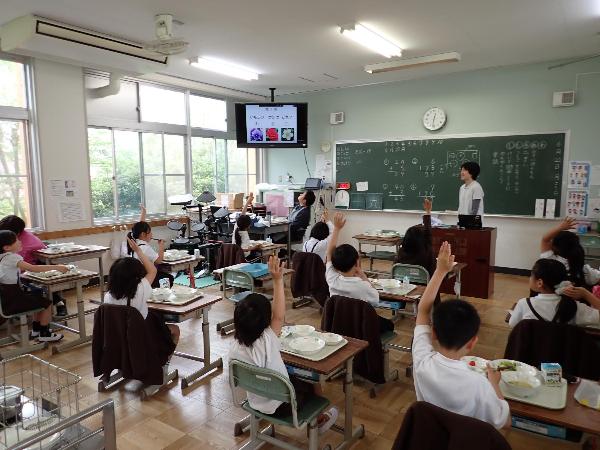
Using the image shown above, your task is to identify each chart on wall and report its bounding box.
[335,133,566,216]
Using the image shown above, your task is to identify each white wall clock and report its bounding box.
[422,107,447,131]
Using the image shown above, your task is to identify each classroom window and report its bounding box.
[190,95,227,131]
[139,84,186,126]
[0,58,39,228]
[227,140,256,194]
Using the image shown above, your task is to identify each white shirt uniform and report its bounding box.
[412,325,510,429]
[325,262,379,305]
[121,240,159,263]
[508,293,599,327]
[458,180,484,215]
[229,327,289,414]
[302,221,334,262]
[232,224,253,257]
[540,250,600,286]
[0,252,23,285]
[103,278,152,319]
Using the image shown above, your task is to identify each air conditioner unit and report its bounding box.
[0,15,168,73]
[552,91,575,107]
[330,111,344,125]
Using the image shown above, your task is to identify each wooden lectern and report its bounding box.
[431,227,497,299]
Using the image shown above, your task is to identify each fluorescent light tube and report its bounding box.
[340,23,401,58]
[190,57,259,80]
[364,52,461,73]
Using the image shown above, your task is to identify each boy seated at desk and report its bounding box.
[229,255,338,431]
[325,212,394,333]
[412,242,510,429]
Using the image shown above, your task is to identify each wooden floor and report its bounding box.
[4,262,586,450]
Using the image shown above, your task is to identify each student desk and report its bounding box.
[156,255,204,288]
[508,380,600,436]
[148,291,223,389]
[234,336,369,450]
[33,245,109,298]
[352,234,403,272]
[21,270,97,354]
[213,265,294,291]
[249,220,291,256]
[256,242,287,259]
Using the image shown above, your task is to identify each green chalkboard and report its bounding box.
[335,133,566,216]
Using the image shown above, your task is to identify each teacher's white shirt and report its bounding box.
[458,180,484,215]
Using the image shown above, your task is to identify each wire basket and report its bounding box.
[0,354,82,450]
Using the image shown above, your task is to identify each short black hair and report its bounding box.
[432,299,480,350]
[234,293,272,346]
[460,161,481,180]
[0,215,26,235]
[304,191,316,207]
[310,222,330,241]
[331,244,359,273]
[0,230,17,253]
[107,257,146,300]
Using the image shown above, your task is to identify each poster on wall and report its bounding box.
[50,179,79,198]
[566,190,588,217]
[568,161,591,189]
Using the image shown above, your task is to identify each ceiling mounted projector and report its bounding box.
[143,14,189,55]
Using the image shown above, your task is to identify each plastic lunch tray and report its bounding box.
[237,263,270,278]
[501,378,568,410]
[280,332,348,362]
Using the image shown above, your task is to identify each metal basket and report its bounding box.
[0,354,82,449]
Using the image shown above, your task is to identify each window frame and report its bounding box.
[86,74,262,224]
[0,54,43,229]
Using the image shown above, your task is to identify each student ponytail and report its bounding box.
[531,258,577,324]
[126,221,151,255]
[552,231,586,286]
[235,215,252,247]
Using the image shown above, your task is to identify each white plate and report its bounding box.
[152,288,172,300]
[461,356,489,375]
[293,325,315,337]
[175,287,200,298]
[490,359,537,377]
[377,279,401,289]
[280,326,294,339]
[320,332,343,346]
[288,336,325,355]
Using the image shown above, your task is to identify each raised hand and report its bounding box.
[322,208,330,223]
[423,198,432,214]
[559,217,576,231]
[435,241,455,274]
[333,212,346,230]
[268,255,283,280]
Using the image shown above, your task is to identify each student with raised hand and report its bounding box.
[325,212,393,332]
[412,242,510,429]
[105,237,179,353]
[302,208,334,262]
[232,193,261,259]
[229,255,338,432]
[0,230,67,342]
[396,198,435,276]
[540,217,600,288]
[508,258,600,327]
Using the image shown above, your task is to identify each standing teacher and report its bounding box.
[458,161,484,216]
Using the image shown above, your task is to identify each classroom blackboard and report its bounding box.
[335,133,566,216]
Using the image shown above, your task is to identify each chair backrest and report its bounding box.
[229,359,299,426]
[291,252,328,305]
[391,263,430,285]
[393,401,511,450]
[217,243,246,269]
[0,287,44,319]
[223,269,254,291]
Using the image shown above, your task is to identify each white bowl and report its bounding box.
[501,371,542,398]
[491,359,537,377]
[288,337,325,355]
[153,288,172,300]
[320,333,343,346]
[293,325,315,337]
[378,279,401,289]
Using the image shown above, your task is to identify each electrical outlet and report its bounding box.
[278,175,283,182]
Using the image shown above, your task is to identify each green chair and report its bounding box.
[391,263,430,285]
[0,291,47,358]
[216,269,272,335]
[229,359,330,450]
[366,250,396,272]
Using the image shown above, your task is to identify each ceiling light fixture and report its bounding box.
[364,52,461,73]
[189,57,259,80]
[340,23,401,58]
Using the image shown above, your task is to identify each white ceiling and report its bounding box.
[1,0,599,97]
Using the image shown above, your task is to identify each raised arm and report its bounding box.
[416,241,455,326]
[541,217,576,252]
[564,286,600,310]
[127,237,157,284]
[268,256,286,335]
[154,239,165,264]
[242,192,254,215]
[423,198,432,240]
[140,204,147,222]
[326,212,346,263]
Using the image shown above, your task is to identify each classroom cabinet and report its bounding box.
[431,227,497,299]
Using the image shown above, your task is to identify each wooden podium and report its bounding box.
[431,227,497,299]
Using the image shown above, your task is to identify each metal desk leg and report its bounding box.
[98,256,105,297]
[177,307,223,389]
[188,262,196,288]
[331,357,365,449]
[454,269,462,299]
[51,282,92,354]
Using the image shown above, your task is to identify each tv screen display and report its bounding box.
[235,103,307,148]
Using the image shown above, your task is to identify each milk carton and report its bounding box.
[541,363,562,385]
